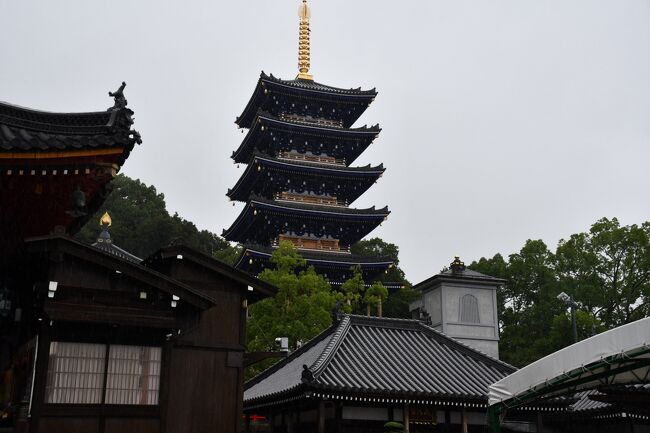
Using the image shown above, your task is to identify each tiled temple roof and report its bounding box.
[244,314,515,407]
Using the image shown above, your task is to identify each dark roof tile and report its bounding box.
[244,315,515,406]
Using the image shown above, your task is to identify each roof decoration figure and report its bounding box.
[108,81,128,110]
[297,0,313,81]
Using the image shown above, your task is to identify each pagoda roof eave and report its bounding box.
[226,152,384,202]
[251,196,389,217]
[235,72,378,129]
[232,110,380,165]
[222,197,389,244]
[236,244,394,268]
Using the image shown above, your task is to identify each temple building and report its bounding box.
[0,84,278,433]
[224,0,393,284]
[0,81,141,257]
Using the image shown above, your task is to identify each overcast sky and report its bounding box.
[2,1,649,283]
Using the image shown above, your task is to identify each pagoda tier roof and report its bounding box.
[234,244,393,283]
[232,111,380,165]
[0,95,141,166]
[236,72,378,129]
[236,244,393,269]
[222,197,389,246]
[227,152,384,203]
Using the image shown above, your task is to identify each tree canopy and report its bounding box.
[246,241,337,378]
[351,238,418,318]
[77,174,238,262]
[470,217,649,367]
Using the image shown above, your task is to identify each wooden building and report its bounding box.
[243,314,516,433]
[0,84,277,433]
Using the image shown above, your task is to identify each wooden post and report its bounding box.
[404,404,410,433]
[461,406,468,433]
[536,412,543,433]
[318,401,325,433]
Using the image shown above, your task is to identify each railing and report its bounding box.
[277,151,345,166]
[276,192,345,207]
[275,235,350,253]
[279,113,343,128]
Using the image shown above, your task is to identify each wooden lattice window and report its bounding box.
[45,342,161,405]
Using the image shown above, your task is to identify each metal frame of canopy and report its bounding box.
[486,317,650,433]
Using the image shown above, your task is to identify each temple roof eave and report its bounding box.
[235,72,378,129]
[222,198,389,243]
[235,244,394,270]
[232,111,380,165]
[226,153,385,202]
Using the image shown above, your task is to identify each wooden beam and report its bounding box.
[44,302,178,328]
[318,400,325,433]
[0,147,124,159]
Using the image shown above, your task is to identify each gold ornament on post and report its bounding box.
[296,0,313,81]
[100,211,112,227]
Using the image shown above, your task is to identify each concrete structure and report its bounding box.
[410,257,504,359]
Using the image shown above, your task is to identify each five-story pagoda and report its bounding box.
[224,0,392,284]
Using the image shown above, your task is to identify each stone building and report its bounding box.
[409,257,504,359]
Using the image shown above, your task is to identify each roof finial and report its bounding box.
[450,256,466,273]
[296,0,313,81]
[98,211,112,243]
[100,211,112,227]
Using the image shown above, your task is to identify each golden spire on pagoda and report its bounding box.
[296,0,313,81]
[100,211,112,227]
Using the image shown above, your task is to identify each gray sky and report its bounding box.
[2,1,649,283]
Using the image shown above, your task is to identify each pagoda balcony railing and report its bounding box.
[277,151,345,167]
[275,192,347,207]
[279,113,344,129]
[275,235,350,254]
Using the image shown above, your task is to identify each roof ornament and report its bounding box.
[450,256,466,274]
[108,81,128,110]
[98,212,113,244]
[296,0,313,81]
[301,364,314,383]
[331,299,343,323]
[65,185,87,218]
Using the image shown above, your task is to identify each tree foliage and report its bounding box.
[351,238,418,318]
[77,175,237,262]
[246,241,337,378]
[470,217,649,367]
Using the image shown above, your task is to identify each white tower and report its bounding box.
[410,257,504,359]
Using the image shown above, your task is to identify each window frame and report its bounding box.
[44,341,162,407]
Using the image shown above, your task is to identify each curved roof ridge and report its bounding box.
[251,151,386,173]
[262,72,377,96]
[309,315,352,379]
[244,323,338,390]
[250,196,390,216]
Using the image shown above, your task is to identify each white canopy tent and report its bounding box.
[487,317,650,432]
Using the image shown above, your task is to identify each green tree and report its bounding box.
[246,241,336,378]
[77,175,237,262]
[340,266,365,311]
[556,218,650,327]
[351,238,417,318]
[469,218,649,367]
[364,281,388,317]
